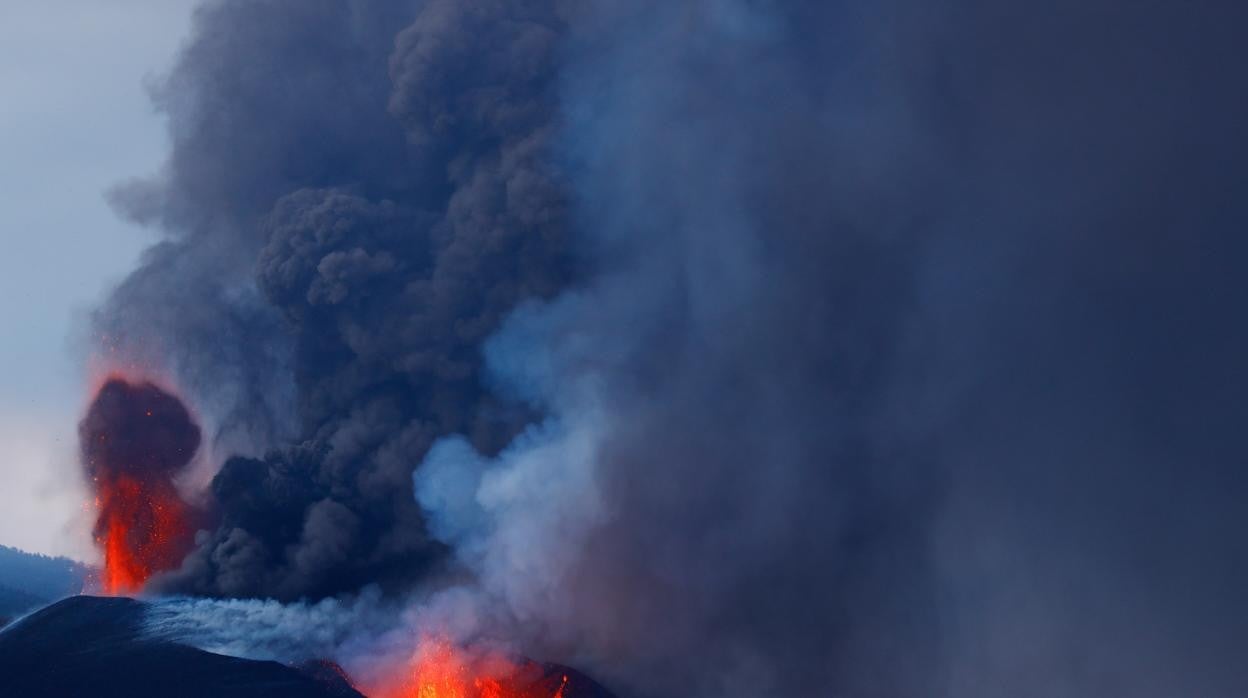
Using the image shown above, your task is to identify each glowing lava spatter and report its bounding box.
[94,474,195,595]
[81,376,203,595]
[370,636,573,698]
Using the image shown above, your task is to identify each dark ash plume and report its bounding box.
[90,0,1248,697]
[414,2,1248,698]
[82,379,202,483]
[95,0,572,601]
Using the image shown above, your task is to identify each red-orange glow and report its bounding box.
[94,473,195,595]
[82,368,202,596]
[368,636,574,698]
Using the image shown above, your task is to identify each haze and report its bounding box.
[0,0,196,560]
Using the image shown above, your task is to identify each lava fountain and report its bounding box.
[368,635,587,698]
[80,376,202,595]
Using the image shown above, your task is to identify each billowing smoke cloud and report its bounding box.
[91,0,1248,696]
[95,0,572,601]
[416,2,1248,697]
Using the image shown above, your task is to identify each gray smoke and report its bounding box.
[143,592,392,664]
[143,587,538,690]
[91,0,1248,697]
[414,1,1248,697]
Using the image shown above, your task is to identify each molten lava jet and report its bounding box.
[80,376,202,595]
[369,636,582,698]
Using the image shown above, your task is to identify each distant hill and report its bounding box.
[0,545,90,617]
[0,583,47,620]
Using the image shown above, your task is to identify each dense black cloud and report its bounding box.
[91,0,1248,696]
[81,379,201,482]
[93,0,571,600]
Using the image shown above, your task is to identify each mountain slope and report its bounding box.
[0,596,366,698]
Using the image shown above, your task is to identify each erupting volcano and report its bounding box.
[80,377,203,595]
[369,636,603,698]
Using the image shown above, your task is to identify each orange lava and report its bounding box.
[369,636,571,698]
[94,473,195,595]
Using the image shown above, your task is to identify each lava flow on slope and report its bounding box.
[367,635,604,698]
[80,376,203,595]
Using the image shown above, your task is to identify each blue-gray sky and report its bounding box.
[0,0,196,559]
